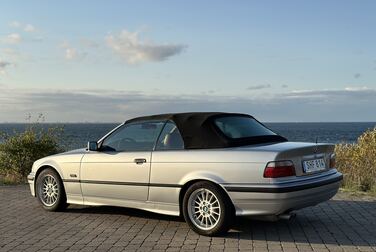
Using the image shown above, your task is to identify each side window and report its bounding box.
[101,121,164,152]
[156,122,184,150]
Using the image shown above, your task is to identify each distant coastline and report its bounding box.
[1,122,375,150]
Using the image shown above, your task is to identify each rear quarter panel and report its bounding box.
[148,149,277,204]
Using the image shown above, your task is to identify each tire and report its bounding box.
[182,181,233,236]
[35,168,67,211]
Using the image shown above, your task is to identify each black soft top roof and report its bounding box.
[126,112,287,149]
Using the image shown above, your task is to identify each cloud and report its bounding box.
[9,21,36,32]
[0,61,11,68]
[60,41,86,60]
[1,87,375,122]
[344,86,369,91]
[9,21,21,28]
[284,87,376,103]
[247,84,271,90]
[281,84,288,88]
[65,48,78,60]
[2,33,21,44]
[2,47,17,54]
[24,24,36,32]
[105,30,187,64]
[354,73,361,79]
[65,48,86,61]
[0,60,12,75]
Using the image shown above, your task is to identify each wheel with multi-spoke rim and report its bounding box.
[36,168,67,211]
[183,181,233,236]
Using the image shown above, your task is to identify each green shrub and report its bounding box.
[0,116,63,184]
[335,127,376,192]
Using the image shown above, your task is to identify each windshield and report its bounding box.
[214,116,276,139]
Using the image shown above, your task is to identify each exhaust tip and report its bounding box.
[278,212,296,221]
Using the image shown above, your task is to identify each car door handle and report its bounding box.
[134,158,147,164]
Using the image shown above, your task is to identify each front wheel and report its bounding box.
[36,168,67,211]
[182,181,233,236]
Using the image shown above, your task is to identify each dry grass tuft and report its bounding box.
[335,127,376,192]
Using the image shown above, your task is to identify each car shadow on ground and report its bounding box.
[65,204,184,222]
[64,199,376,247]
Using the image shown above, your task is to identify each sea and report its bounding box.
[0,122,375,150]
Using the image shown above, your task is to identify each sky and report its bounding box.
[0,0,375,122]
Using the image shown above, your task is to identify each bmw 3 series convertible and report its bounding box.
[27,112,343,235]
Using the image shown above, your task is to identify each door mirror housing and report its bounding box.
[87,141,98,151]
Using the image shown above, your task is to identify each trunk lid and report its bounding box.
[274,142,334,176]
[242,141,335,177]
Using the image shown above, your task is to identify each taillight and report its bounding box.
[329,153,336,168]
[264,160,296,178]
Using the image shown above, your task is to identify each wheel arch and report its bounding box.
[178,179,235,217]
[34,164,65,195]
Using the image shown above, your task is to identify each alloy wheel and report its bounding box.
[187,188,221,231]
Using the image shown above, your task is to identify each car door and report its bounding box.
[148,121,185,205]
[80,120,165,205]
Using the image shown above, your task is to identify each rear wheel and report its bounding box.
[182,181,233,236]
[36,168,67,211]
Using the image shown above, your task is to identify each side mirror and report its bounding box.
[87,141,98,151]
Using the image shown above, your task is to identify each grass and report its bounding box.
[335,127,376,193]
[0,175,28,185]
[339,187,376,198]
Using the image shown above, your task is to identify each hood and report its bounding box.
[31,148,87,172]
[57,148,87,156]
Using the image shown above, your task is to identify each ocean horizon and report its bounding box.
[1,122,375,150]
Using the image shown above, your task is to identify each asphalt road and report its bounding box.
[1,185,375,252]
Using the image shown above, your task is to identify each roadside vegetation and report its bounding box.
[0,115,63,184]
[335,127,376,194]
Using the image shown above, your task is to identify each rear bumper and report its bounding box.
[223,170,343,216]
[27,172,36,197]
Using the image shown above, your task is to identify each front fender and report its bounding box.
[28,158,64,197]
[31,154,83,203]
[33,158,65,181]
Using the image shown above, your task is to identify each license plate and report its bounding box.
[303,158,326,173]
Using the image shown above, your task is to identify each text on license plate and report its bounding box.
[303,158,326,173]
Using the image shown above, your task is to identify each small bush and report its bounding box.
[0,115,63,183]
[335,127,376,192]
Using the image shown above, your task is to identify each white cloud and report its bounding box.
[65,48,77,60]
[2,33,21,44]
[65,47,86,60]
[9,21,21,28]
[60,41,86,61]
[344,86,369,91]
[24,24,36,32]
[105,30,186,64]
[2,48,18,57]
[9,21,36,32]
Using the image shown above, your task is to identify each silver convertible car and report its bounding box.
[28,112,343,235]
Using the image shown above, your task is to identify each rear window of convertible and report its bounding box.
[214,116,276,139]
